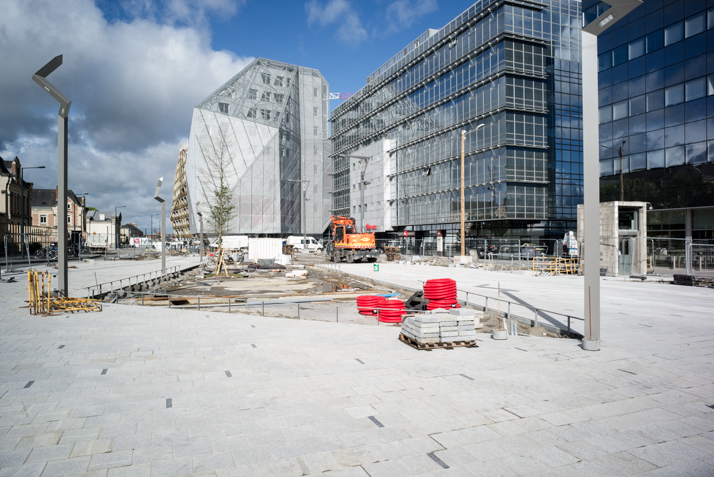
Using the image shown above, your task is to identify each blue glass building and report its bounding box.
[586,0,714,241]
[330,0,584,245]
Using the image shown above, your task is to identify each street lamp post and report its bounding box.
[337,155,371,233]
[582,0,642,351]
[19,166,45,259]
[154,178,166,275]
[74,193,88,260]
[114,206,126,252]
[195,201,205,262]
[460,124,485,258]
[32,54,71,297]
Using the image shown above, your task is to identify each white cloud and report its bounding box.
[305,0,367,44]
[0,0,254,231]
[385,0,437,33]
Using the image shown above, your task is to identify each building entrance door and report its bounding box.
[618,237,632,276]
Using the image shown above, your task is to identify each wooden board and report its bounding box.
[398,333,478,351]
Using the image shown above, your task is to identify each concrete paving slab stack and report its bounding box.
[449,308,477,341]
[401,315,440,343]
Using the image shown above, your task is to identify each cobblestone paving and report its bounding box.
[0,260,712,476]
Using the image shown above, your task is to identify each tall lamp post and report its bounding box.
[73,192,88,260]
[32,54,71,297]
[460,124,485,258]
[19,166,45,259]
[337,154,371,233]
[582,0,642,351]
[196,202,204,262]
[114,206,126,251]
[154,178,166,275]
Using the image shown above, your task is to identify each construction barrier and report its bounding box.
[27,270,102,315]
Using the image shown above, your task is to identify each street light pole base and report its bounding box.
[581,338,600,351]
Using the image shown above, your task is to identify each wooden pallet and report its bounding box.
[398,333,478,351]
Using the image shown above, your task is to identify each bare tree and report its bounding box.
[198,128,237,246]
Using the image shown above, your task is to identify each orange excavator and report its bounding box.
[327,215,379,263]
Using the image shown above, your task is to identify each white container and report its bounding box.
[492,329,508,340]
[248,238,283,261]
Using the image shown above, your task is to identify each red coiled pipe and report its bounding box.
[378,299,406,323]
[356,295,386,315]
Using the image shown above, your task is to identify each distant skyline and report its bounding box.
[0,0,475,234]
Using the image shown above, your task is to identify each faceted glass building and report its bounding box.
[587,0,714,240]
[330,0,584,240]
[185,58,331,236]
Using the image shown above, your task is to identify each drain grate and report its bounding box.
[225,371,232,377]
[24,381,34,389]
[166,398,172,408]
[101,369,107,375]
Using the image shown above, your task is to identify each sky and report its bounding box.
[0,0,476,234]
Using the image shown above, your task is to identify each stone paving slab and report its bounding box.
[0,260,713,476]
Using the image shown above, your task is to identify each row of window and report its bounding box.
[260,73,289,87]
[37,215,72,224]
[599,140,712,176]
[599,75,714,123]
[598,8,714,72]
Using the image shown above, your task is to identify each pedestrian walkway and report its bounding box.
[0,260,712,476]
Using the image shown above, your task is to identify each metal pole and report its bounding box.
[460,130,465,257]
[198,212,204,262]
[582,31,601,349]
[57,115,68,296]
[161,201,166,275]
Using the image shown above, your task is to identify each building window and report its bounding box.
[261,73,271,84]
[40,215,47,224]
[67,203,71,210]
[665,84,684,106]
[67,215,71,224]
[261,91,271,101]
[664,21,683,46]
[313,107,318,116]
[247,107,257,118]
[274,93,284,103]
[218,102,229,113]
[248,89,257,100]
[313,87,318,97]
[275,76,283,87]
[314,126,318,136]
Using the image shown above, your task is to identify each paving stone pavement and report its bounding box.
[0,259,713,476]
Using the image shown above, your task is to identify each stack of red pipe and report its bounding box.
[424,278,460,311]
[378,300,407,323]
[356,295,386,316]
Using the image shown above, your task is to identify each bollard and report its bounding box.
[198,297,201,311]
[142,294,144,306]
[534,309,538,327]
[262,302,265,316]
[466,292,469,306]
[485,296,488,312]
[228,299,231,314]
[297,303,300,319]
[336,306,339,323]
[567,316,571,334]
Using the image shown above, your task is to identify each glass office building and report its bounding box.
[330,0,584,241]
[184,58,332,236]
[587,0,714,240]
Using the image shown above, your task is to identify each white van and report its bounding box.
[286,236,322,251]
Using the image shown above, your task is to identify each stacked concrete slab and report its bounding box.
[401,308,481,344]
[401,314,440,344]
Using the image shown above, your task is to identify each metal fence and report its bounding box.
[375,237,567,262]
